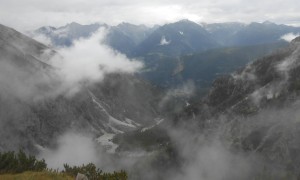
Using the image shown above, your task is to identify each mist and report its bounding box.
[0,27,143,101]
[48,27,143,96]
[159,80,195,109]
[281,33,300,42]
[161,100,300,180]
[1,4,300,179]
[38,132,98,169]
[0,23,146,170]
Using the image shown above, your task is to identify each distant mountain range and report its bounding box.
[139,41,288,90]
[34,22,103,47]
[32,20,300,56]
[30,20,300,90]
[131,20,219,57]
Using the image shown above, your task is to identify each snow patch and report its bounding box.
[186,101,190,107]
[89,90,137,133]
[97,133,118,153]
[141,118,164,132]
[89,91,110,116]
[109,116,136,128]
[125,118,141,127]
[159,36,171,45]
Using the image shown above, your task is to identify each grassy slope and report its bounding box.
[0,171,73,180]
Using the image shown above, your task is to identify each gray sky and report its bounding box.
[1,0,300,31]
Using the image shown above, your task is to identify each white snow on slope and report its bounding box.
[160,36,171,45]
[97,133,118,153]
[109,116,136,128]
[141,118,164,132]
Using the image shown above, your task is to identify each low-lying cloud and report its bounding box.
[159,80,195,109]
[49,28,143,96]
[38,132,98,169]
[280,33,300,42]
[1,27,143,101]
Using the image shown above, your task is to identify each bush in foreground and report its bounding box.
[0,151,127,180]
[63,163,127,180]
[0,150,46,174]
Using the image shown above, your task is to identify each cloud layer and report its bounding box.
[1,0,300,31]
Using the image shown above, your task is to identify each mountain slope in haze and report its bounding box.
[0,24,54,67]
[202,22,246,45]
[91,36,300,180]
[182,36,300,177]
[0,24,58,101]
[226,21,300,46]
[132,20,219,57]
[0,24,161,154]
[180,41,288,89]
[205,37,300,113]
[120,36,300,179]
[203,21,300,46]
[138,42,288,90]
[105,23,157,55]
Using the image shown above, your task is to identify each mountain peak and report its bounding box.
[67,22,82,28]
[262,20,275,25]
[176,19,198,25]
[37,26,56,33]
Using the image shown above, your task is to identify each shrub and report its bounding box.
[63,163,127,180]
[0,150,46,174]
[0,150,127,179]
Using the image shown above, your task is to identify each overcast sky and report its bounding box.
[0,0,300,31]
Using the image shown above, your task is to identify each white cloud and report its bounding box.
[0,27,143,101]
[280,32,300,42]
[38,132,98,169]
[50,28,143,96]
[31,33,53,46]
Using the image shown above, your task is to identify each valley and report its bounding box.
[1,18,300,180]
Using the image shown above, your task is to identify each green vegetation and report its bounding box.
[0,171,73,180]
[0,150,47,174]
[63,163,127,180]
[0,151,127,180]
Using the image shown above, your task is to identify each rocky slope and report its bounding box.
[185,36,300,177]
[0,24,161,154]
